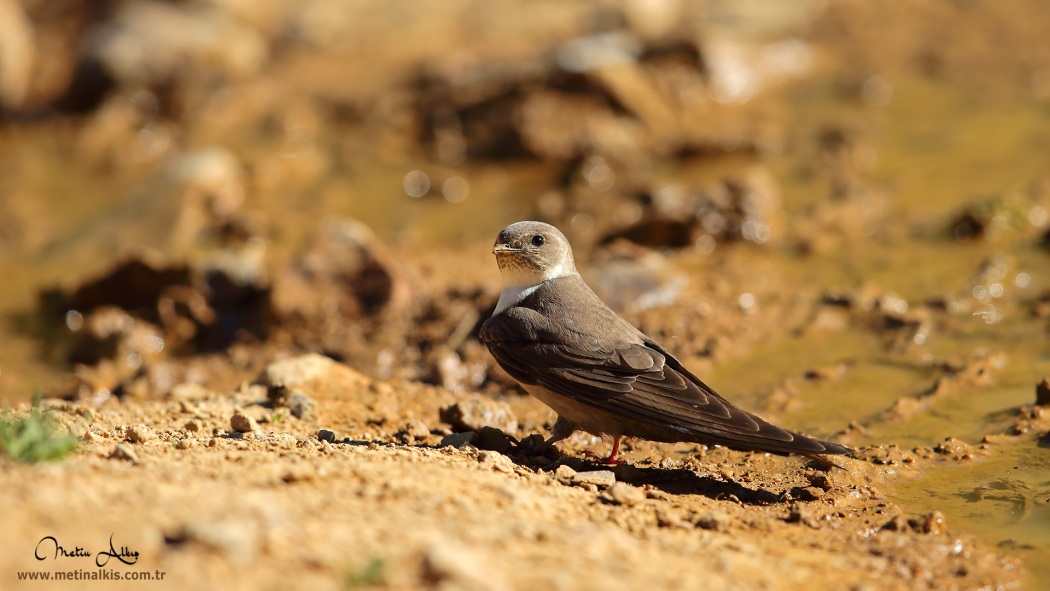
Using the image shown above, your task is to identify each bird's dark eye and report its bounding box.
[531,234,545,247]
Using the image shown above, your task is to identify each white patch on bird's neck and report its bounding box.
[494,284,540,315]
[493,262,570,314]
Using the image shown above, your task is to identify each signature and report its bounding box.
[35,535,140,567]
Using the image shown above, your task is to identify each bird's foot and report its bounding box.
[581,435,625,465]
[581,450,625,465]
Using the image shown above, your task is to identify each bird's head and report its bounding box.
[492,221,577,288]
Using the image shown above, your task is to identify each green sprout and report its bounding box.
[343,557,386,588]
[0,393,78,463]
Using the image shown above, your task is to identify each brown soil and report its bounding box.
[0,353,1024,590]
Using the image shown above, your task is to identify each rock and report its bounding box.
[0,0,34,109]
[399,419,431,441]
[177,518,261,565]
[170,383,213,401]
[230,411,259,433]
[804,469,833,492]
[656,509,692,529]
[285,390,316,419]
[127,424,154,443]
[421,539,508,591]
[317,429,336,443]
[881,515,909,532]
[473,426,516,455]
[786,504,820,528]
[89,1,268,87]
[933,437,976,461]
[608,482,645,506]
[803,364,849,382]
[571,470,616,488]
[1037,377,1050,406]
[434,347,488,394]
[271,218,406,321]
[695,513,725,531]
[477,451,515,473]
[585,240,686,313]
[259,354,368,395]
[439,399,518,434]
[184,419,202,432]
[439,431,476,449]
[110,444,140,463]
[554,464,577,483]
[797,486,826,501]
[176,439,194,450]
[910,511,947,535]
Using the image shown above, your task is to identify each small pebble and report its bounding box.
[317,429,336,443]
[911,511,946,534]
[474,426,515,454]
[176,439,195,450]
[127,424,154,443]
[230,412,259,433]
[798,486,826,501]
[401,419,431,440]
[554,464,577,483]
[110,444,140,463]
[804,470,833,491]
[477,451,515,473]
[570,470,615,488]
[786,504,820,528]
[608,482,645,506]
[695,513,724,531]
[439,431,476,448]
[185,419,202,432]
[287,390,316,419]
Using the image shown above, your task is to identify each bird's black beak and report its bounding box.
[492,243,522,255]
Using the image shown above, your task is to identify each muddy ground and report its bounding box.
[2,1,1049,590]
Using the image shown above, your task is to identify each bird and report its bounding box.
[479,220,851,467]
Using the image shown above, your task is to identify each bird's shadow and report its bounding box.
[558,457,784,505]
[324,433,786,505]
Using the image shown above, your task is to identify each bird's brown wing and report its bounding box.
[482,307,849,457]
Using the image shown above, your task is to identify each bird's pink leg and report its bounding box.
[583,436,625,465]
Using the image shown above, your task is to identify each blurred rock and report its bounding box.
[415,25,796,164]
[1036,378,1050,406]
[0,0,109,113]
[601,169,782,248]
[285,390,317,419]
[473,426,516,455]
[272,218,407,321]
[571,470,616,488]
[608,481,645,506]
[41,242,269,361]
[109,443,140,463]
[439,431,476,449]
[421,539,508,591]
[399,419,431,442]
[0,0,34,109]
[258,354,370,397]
[585,239,686,313]
[87,1,268,88]
[909,511,947,535]
[439,399,518,434]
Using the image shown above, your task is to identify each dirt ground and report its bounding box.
[0,352,1033,591]
[2,1,1050,590]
